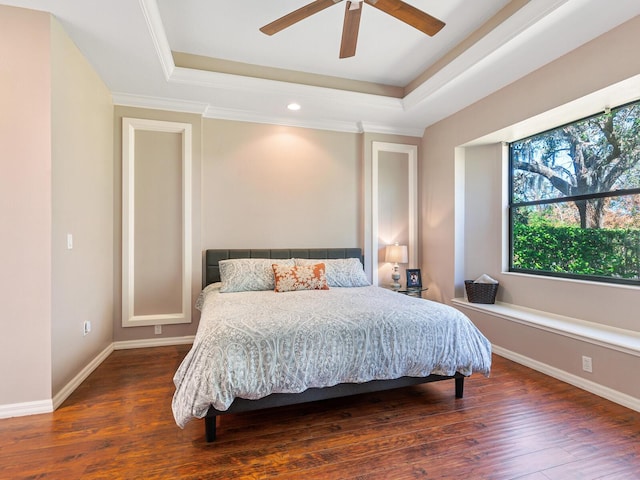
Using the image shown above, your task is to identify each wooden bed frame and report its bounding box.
[201,248,465,442]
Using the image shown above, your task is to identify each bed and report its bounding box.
[172,248,492,442]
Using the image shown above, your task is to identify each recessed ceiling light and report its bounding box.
[287,103,301,111]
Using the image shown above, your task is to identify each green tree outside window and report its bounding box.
[509,101,640,285]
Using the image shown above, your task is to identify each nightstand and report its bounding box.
[397,288,428,298]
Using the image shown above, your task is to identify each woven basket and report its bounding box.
[464,280,499,304]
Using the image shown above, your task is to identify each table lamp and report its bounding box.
[384,243,408,290]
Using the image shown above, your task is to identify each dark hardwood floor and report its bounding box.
[1,345,638,479]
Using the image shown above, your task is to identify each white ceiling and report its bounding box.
[4,0,640,135]
[157,0,510,87]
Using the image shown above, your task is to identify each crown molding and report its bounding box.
[112,92,209,114]
[404,0,571,110]
[139,0,174,80]
[358,122,424,137]
[111,92,423,136]
[136,0,414,134]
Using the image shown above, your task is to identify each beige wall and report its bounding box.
[132,131,183,316]
[463,144,503,283]
[202,119,362,249]
[0,6,115,407]
[421,16,640,398]
[0,6,53,406]
[50,17,114,396]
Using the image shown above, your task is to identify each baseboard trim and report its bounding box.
[493,345,640,413]
[0,399,53,420]
[2,336,195,420]
[113,335,195,350]
[52,343,115,410]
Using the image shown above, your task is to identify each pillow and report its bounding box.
[294,257,370,287]
[272,263,329,293]
[219,258,294,293]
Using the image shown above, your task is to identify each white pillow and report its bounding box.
[219,258,294,292]
[294,258,370,287]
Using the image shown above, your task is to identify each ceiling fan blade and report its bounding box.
[260,0,342,36]
[365,0,445,36]
[340,1,362,58]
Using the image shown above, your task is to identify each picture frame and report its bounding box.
[406,269,422,289]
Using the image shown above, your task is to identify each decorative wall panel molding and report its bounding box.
[122,118,192,327]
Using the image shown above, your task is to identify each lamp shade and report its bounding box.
[384,244,408,264]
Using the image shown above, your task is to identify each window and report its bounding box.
[509,100,640,285]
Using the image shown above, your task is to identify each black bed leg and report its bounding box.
[205,415,217,442]
[455,376,464,398]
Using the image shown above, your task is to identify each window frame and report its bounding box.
[507,103,640,287]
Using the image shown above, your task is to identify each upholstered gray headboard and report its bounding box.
[203,248,363,287]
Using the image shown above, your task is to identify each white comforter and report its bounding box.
[172,284,491,428]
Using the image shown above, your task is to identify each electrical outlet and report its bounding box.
[83,320,91,336]
[582,355,593,373]
[154,325,162,335]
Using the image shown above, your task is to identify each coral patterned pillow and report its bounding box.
[272,263,329,293]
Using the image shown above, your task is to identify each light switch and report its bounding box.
[67,234,73,250]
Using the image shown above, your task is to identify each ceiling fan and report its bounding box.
[260,0,445,59]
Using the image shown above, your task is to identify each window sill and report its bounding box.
[451,298,640,357]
